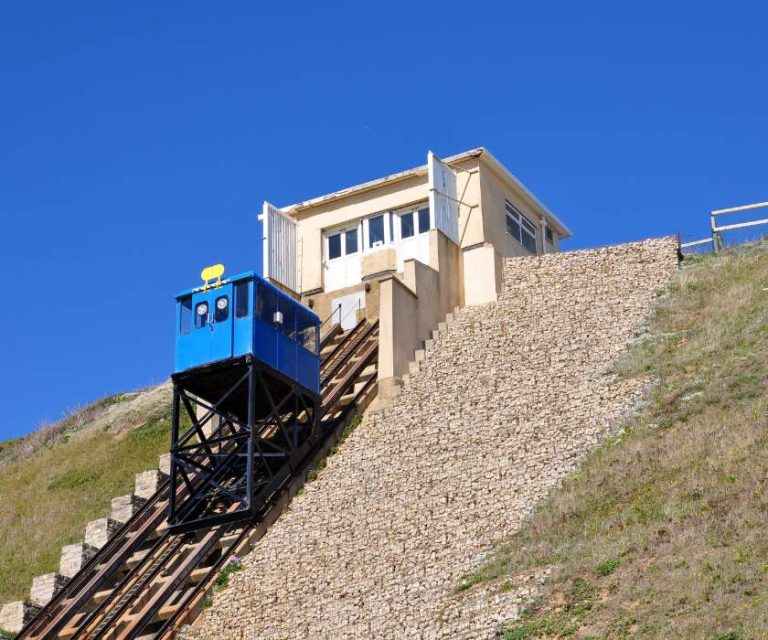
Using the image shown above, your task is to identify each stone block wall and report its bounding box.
[184,238,680,640]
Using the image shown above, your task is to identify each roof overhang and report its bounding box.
[280,147,572,238]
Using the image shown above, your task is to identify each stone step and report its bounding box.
[414,349,425,362]
[158,453,171,476]
[0,601,41,634]
[408,360,420,376]
[30,572,68,607]
[59,542,98,578]
[85,517,121,549]
[134,469,168,500]
[111,494,147,524]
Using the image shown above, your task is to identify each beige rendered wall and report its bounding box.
[378,229,462,401]
[294,174,429,294]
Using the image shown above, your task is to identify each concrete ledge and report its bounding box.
[110,494,147,524]
[134,469,168,500]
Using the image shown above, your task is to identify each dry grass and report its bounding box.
[0,384,173,603]
[462,241,768,639]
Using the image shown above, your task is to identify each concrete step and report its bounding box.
[60,542,98,578]
[134,469,168,500]
[408,360,420,376]
[30,572,69,607]
[158,453,171,476]
[0,600,41,634]
[85,517,121,549]
[111,494,147,524]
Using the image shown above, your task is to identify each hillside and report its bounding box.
[460,241,768,638]
[0,383,172,604]
[184,238,678,639]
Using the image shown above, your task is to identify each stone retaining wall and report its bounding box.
[186,237,679,640]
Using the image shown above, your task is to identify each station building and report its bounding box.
[259,147,571,404]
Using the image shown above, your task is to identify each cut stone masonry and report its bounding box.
[187,237,679,640]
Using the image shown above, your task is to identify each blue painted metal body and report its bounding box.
[174,272,320,395]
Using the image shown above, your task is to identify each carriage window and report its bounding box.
[194,302,209,329]
[400,212,414,239]
[256,282,277,325]
[214,296,229,323]
[235,282,249,318]
[297,309,318,354]
[278,298,296,340]
[179,297,192,334]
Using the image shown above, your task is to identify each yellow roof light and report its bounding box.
[200,264,225,291]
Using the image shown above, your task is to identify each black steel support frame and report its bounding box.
[168,356,320,534]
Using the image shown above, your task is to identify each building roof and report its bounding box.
[281,147,572,237]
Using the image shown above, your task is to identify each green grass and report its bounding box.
[462,241,768,638]
[0,404,173,603]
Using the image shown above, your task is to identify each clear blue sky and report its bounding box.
[1,1,765,440]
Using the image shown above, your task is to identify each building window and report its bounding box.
[345,228,358,254]
[328,233,342,260]
[418,207,431,233]
[368,214,385,248]
[546,226,554,245]
[505,201,537,254]
[400,211,415,238]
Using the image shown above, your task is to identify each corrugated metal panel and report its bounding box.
[262,201,297,292]
[427,151,460,245]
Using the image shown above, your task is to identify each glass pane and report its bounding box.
[297,309,318,353]
[522,230,537,253]
[235,282,249,318]
[506,214,521,240]
[194,301,209,329]
[520,214,537,235]
[278,298,297,340]
[345,228,358,254]
[256,282,277,325]
[546,227,554,243]
[389,212,394,243]
[214,295,229,323]
[328,233,342,260]
[418,207,430,233]
[400,212,414,238]
[368,215,385,247]
[179,297,192,335]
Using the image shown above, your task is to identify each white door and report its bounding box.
[331,291,366,330]
[395,206,431,271]
[324,225,361,292]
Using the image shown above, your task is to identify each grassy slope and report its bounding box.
[463,242,768,639]
[0,395,173,603]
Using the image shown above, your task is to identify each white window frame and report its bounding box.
[325,224,361,262]
[394,202,431,241]
[505,200,538,254]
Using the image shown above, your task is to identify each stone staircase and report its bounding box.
[0,457,170,634]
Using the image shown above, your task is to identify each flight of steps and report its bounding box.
[0,458,171,634]
[399,308,459,391]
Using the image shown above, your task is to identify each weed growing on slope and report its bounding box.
[0,401,174,602]
[465,241,768,638]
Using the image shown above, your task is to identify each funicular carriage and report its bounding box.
[169,266,322,533]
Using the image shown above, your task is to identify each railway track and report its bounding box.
[18,319,379,640]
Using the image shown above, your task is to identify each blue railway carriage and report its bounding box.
[174,271,320,395]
